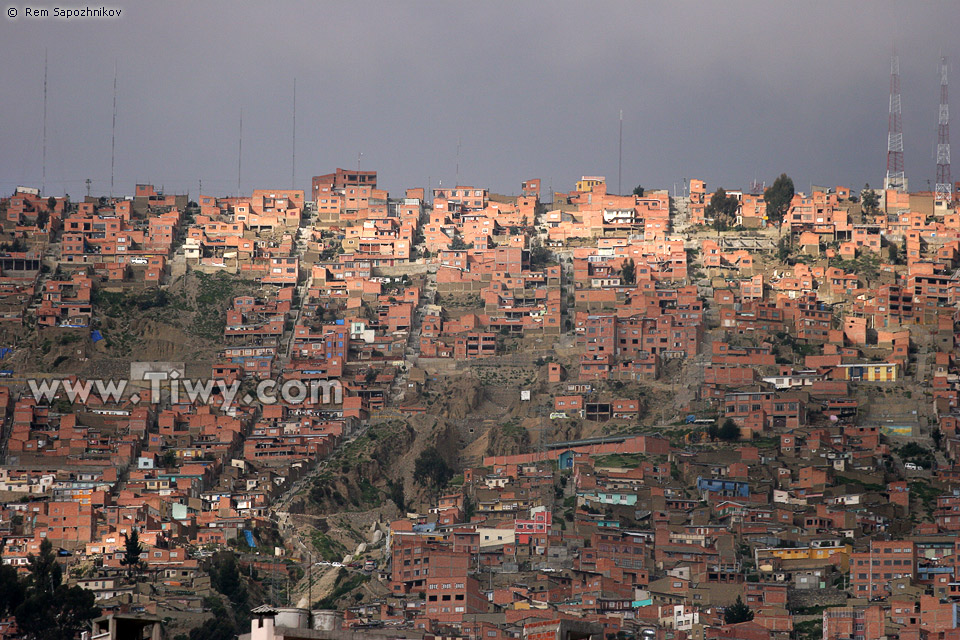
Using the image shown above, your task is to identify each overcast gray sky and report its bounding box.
[2,1,959,199]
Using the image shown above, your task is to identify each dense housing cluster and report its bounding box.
[0,172,959,640]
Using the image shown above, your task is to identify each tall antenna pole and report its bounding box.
[618,109,623,196]
[292,78,297,191]
[42,50,48,195]
[110,62,117,198]
[237,108,243,198]
[936,56,952,203]
[885,53,906,191]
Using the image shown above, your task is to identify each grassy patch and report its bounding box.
[313,569,369,609]
[794,619,822,640]
[909,480,941,517]
[311,532,348,562]
[191,272,238,339]
[834,476,885,492]
[593,453,645,468]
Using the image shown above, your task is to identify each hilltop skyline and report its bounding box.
[2,1,960,199]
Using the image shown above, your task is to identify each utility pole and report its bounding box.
[292,78,297,191]
[237,108,243,198]
[42,50,48,196]
[110,62,117,198]
[618,109,623,196]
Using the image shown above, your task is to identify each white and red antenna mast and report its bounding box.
[885,54,906,191]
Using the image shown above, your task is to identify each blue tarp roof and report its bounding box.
[91,330,104,342]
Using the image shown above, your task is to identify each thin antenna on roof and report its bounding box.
[291,78,297,191]
[456,137,461,186]
[110,62,117,198]
[42,50,48,195]
[618,109,623,196]
[237,108,243,198]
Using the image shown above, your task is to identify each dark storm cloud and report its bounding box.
[2,1,959,198]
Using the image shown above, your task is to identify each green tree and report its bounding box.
[208,552,247,611]
[26,539,61,596]
[36,209,49,231]
[463,494,476,521]
[763,173,795,223]
[621,258,636,285]
[933,428,943,450]
[706,424,720,441]
[889,242,903,265]
[161,449,178,468]
[16,585,97,640]
[706,188,739,230]
[187,616,239,640]
[723,595,755,624]
[187,596,240,640]
[14,540,99,640]
[0,564,25,616]
[861,183,880,215]
[530,241,553,270]
[121,529,145,579]
[718,419,741,441]
[413,447,454,492]
[632,185,645,197]
[450,235,468,250]
[777,236,792,263]
[387,479,406,512]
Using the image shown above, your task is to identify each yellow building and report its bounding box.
[836,363,898,382]
[576,176,606,193]
[756,543,852,572]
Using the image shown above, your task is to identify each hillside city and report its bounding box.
[0,169,958,640]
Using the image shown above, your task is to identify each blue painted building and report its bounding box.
[696,476,749,498]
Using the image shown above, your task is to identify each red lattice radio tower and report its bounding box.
[885,55,906,191]
[936,56,952,203]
